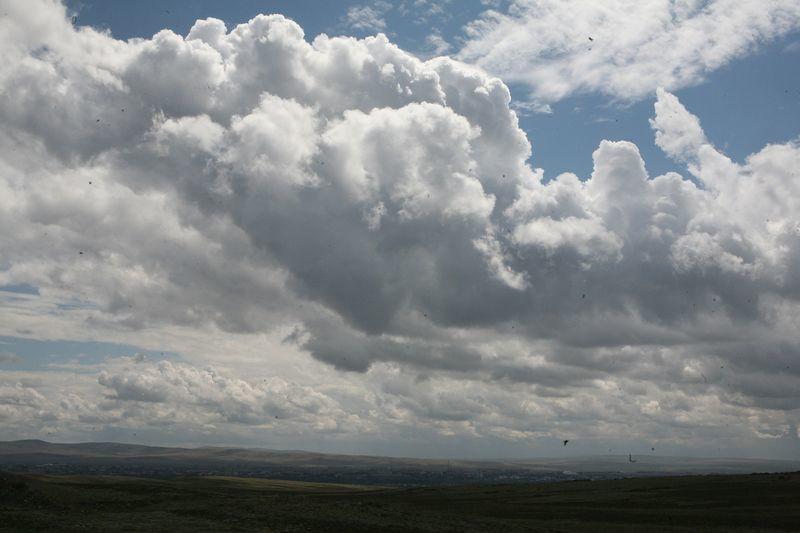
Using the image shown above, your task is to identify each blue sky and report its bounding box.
[2,0,800,459]
[0,333,175,372]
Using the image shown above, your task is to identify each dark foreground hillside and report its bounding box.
[1,470,799,532]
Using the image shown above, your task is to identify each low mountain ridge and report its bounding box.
[2,440,798,476]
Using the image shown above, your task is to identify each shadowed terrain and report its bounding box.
[2,470,799,532]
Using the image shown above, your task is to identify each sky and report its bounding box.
[0,0,799,460]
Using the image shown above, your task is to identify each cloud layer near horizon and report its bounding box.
[0,0,799,454]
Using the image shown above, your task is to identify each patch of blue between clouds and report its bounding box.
[0,335,178,372]
[0,283,40,295]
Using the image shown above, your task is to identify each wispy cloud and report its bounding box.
[0,352,22,364]
[344,2,391,33]
[458,0,800,103]
[784,40,800,53]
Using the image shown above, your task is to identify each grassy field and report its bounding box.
[2,470,799,532]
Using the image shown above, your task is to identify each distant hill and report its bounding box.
[0,439,451,468]
[2,440,799,479]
